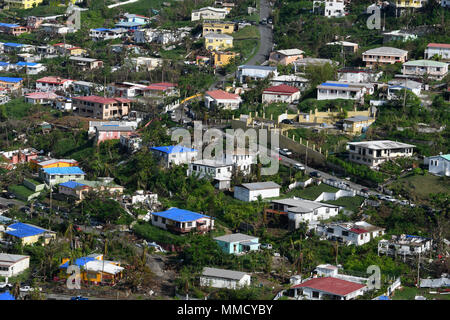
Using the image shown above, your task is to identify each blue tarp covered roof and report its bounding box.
[150,146,197,154]
[43,167,85,175]
[59,181,86,189]
[320,82,349,87]
[0,23,20,28]
[152,207,211,222]
[59,256,97,269]
[0,292,15,300]
[0,77,23,83]
[3,42,24,47]
[5,222,46,238]
[16,61,38,67]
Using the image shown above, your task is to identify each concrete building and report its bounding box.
[362,47,408,68]
[4,0,43,9]
[94,125,135,145]
[341,116,376,135]
[72,81,104,95]
[347,140,415,168]
[73,96,131,120]
[89,28,127,41]
[204,33,233,51]
[35,76,73,92]
[262,84,300,104]
[402,60,448,80]
[151,207,214,233]
[291,276,367,300]
[223,149,256,175]
[337,68,383,83]
[387,78,422,99]
[270,74,309,90]
[58,179,124,201]
[424,43,450,61]
[69,56,104,71]
[0,253,30,277]
[214,233,260,254]
[382,30,417,43]
[324,0,347,18]
[317,81,374,101]
[4,222,56,246]
[426,154,450,177]
[187,159,233,189]
[212,51,238,67]
[234,181,281,202]
[200,267,251,289]
[269,49,304,65]
[39,166,86,185]
[150,146,198,167]
[237,65,278,83]
[202,20,235,35]
[14,61,46,75]
[25,92,59,105]
[130,57,163,72]
[191,7,229,21]
[0,77,23,92]
[378,234,432,258]
[0,23,29,36]
[317,221,385,246]
[144,82,179,98]
[326,41,358,53]
[204,89,242,110]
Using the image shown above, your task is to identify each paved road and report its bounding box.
[247,0,273,65]
[0,196,25,209]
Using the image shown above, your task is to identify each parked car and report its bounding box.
[293,163,305,171]
[279,148,292,156]
[71,296,89,300]
[281,119,294,125]
[309,171,321,178]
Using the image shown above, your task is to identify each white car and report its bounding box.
[294,163,305,170]
[279,148,292,156]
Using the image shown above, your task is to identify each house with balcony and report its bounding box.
[424,43,450,61]
[73,96,131,120]
[237,65,278,83]
[317,81,374,101]
[53,43,86,56]
[202,20,235,35]
[39,166,86,185]
[347,140,415,168]
[204,89,242,110]
[204,33,233,51]
[222,149,256,175]
[378,234,432,258]
[269,49,304,65]
[191,7,229,21]
[69,56,104,71]
[187,159,233,189]
[402,59,448,80]
[262,84,300,104]
[0,77,23,92]
[151,207,214,233]
[36,76,73,92]
[317,221,385,246]
[0,23,29,36]
[214,233,260,254]
[362,47,408,68]
[150,145,198,167]
[212,51,238,67]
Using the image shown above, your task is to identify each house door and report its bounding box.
[233,244,237,253]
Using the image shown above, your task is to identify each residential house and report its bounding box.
[347,140,415,168]
[222,149,256,175]
[0,253,30,277]
[402,60,448,80]
[17,52,40,62]
[4,222,56,245]
[88,120,139,134]
[40,23,74,35]
[73,96,132,120]
[3,42,34,54]
[25,92,60,105]
[130,57,163,72]
[262,84,300,104]
[202,20,235,35]
[4,0,43,9]
[214,233,260,254]
[426,154,450,177]
[120,133,142,153]
[134,28,191,45]
[53,43,86,56]
[270,74,309,90]
[144,82,179,98]
[94,125,135,145]
[0,148,38,165]
[362,47,408,68]
[68,56,104,71]
[378,234,432,258]
[341,115,376,134]
[234,181,281,202]
[387,78,422,99]
[59,254,123,285]
[291,276,367,300]
[204,89,242,110]
[0,77,23,92]
[237,65,278,83]
[150,145,198,167]
[204,33,233,51]
[424,43,450,61]
[187,159,233,189]
[317,221,385,245]
[119,13,151,25]
[383,30,417,43]
[338,68,383,83]
[191,7,229,21]
[269,198,339,230]
[115,21,145,31]
[316,81,374,101]
[293,57,337,72]
[89,28,127,41]
[151,207,214,233]
[326,41,359,53]
[0,23,29,36]
[14,61,46,75]
[36,45,57,57]
[269,49,305,65]
[36,76,73,92]
[72,81,104,95]
[392,0,426,9]
[324,0,347,18]
[58,179,124,201]
[200,267,251,289]
[29,158,78,171]
[107,82,148,98]
[212,51,238,67]
[39,166,86,185]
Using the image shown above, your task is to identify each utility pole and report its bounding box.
[335,240,338,266]
[100,238,107,284]
[416,251,420,288]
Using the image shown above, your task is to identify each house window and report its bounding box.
[312,291,319,298]
[162,218,166,224]
[153,216,158,222]
[327,228,334,233]
[342,231,349,236]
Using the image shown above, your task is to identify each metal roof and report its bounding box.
[202,267,249,280]
[59,181,86,189]
[403,59,448,68]
[347,140,415,150]
[271,198,338,213]
[152,207,211,222]
[151,145,197,154]
[363,46,408,56]
[214,233,258,243]
[239,181,281,191]
[5,222,47,238]
[42,166,86,175]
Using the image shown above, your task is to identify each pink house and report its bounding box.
[94,125,135,145]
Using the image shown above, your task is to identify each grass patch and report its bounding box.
[284,183,340,201]
[324,196,365,212]
[4,98,31,120]
[391,286,450,300]
[132,221,187,246]
[8,184,35,199]
[25,178,43,186]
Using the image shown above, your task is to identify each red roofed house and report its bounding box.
[424,43,450,61]
[144,82,179,98]
[94,125,135,145]
[291,277,367,300]
[25,92,60,105]
[204,89,242,110]
[36,76,73,92]
[262,84,300,104]
[73,96,132,120]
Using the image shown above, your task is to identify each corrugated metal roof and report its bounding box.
[214,233,258,243]
[43,166,85,175]
[202,267,249,280]
[152,207,210,222]
[240,181,281,191]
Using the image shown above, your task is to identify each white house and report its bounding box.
[187,159,233,189]
[291,276,367,300]
[337,68,383,83]
[317,81,374,101]
[200,267,251,289]
[317,221,385,246]
[129,57,163,72]
[234,181,281,202]
[191,7,229,21]
[426,154,450,177]
[134,28,190,45]
[0,253,30,277]
[270,198,339,230]
[204,89,242,110]
[72,80,104,95]
[378,234,432,258]
[150,145,198,167]
[324,0,347,18]
[222,149,256,175]
[402,60,448,80]
[89,28,127,41]
[237,65,278,83]
[151,207,214,234]
[262,84,300,104]
[270,74,309,90]
[387,79,422,99]
[347,140,415,168]
[36,76,73,92]
[424,43,450,60]
[14,62,46,75]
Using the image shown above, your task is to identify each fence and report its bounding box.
[288,178,313,190]
[322,179,370,198]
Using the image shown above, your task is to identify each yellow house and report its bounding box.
[342,115,376,134]
[205,33,233,51]
[203,21,235,35]
[29,158,79,171]
[213,51,238,67]
[4,222,56,246]
[4,0,44,9]
[393,0,425,8]
[59,254,124,285]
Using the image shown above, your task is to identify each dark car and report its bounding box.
[71,296,88,300]
[281,119,294,125]
[309,171,321,178]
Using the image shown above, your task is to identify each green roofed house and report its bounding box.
[402,59,449,80]
[214,233,260,255]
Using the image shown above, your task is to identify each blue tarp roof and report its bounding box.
[377,295,390,300]
[5,222,46,238]
[152,207,211,222]
[43,167,85,175]
[0,292,15,300]
[115,21,144,27]
[59,181,86,189]
[16,61,38,67]
[3,42,24,47]
[0,23,20,28]
[151,146,197,154]
[59,256,96,269]
[0,61,10,67]
[320,82,349,87]
[0,77,22,83]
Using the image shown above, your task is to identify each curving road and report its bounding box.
[247,0,273,65]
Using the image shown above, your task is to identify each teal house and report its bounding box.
[214,233,260,254]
